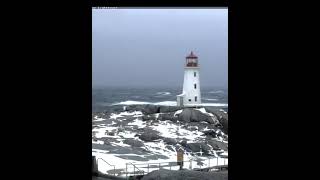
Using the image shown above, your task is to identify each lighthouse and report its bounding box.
[177,51,202,107]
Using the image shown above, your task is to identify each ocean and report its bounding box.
[92,86,228,113]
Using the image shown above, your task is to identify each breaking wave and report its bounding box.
[113,100,177,106]
[208,90,225,94]
[203,98,218,101]
[156,92,171,96]
[112,101,227,107]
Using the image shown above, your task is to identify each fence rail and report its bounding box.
[94,156,228,179]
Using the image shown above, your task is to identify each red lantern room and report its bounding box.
[186,51,198,67]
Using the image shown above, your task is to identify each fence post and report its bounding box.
[148,164,149,173]
[217,157,219,166]
[125,163,127,180]
[114,166,116,176]
[134,166,135,177]
[92,156,99,176]
[159,163,161,170]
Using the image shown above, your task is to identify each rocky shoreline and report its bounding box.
[93,105,228,160]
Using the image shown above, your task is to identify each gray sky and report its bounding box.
[93,8,228,88]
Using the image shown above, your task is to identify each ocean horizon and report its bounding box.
[92,86,228,112]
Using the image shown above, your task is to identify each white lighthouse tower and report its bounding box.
[177,51,202,107]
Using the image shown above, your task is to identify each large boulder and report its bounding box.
[178,108,214,124]
[204,107,228,134]
[141,169,228,180]
[158,112,178,121]
[142,114,157,121]
[219,117,228,134]
[138,128,161,142]
[207,140,228,151]
[125,105,144,112]
[185,143,212,155]
[123,139,144,147]
[141,105,161,115]
[164,138,178,145]
[202,130,218,138]
[104,105,125,114]
[159,106,182,113]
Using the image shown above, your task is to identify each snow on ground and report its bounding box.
[93,116,106,122]
[194,108,218,119]
[93,149,228,176]
[174,109,183,116]
[148,120,204,143]
[93,126,118,138]
[93,110,228,177]
[127,118,146,128]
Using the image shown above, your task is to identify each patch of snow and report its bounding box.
[195,108,207,113]
[174,109,183,116]
[127,119,146,128]
[93,116,106,122]
[110,113,123,119]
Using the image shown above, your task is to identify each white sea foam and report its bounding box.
[156,92,171,95]
[113,101,150,105]
[203,98,218,101]
[200,103,228,107]
[153,101,177,106]
[113,101,177,106]
[208,90,224,94]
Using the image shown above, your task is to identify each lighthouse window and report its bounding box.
[194,72,196,77]
[188,99,191,102]
[195,96,197,102]
[194,84,197,89]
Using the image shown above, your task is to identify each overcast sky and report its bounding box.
[93,8,228,88]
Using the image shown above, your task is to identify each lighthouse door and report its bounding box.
[179,96,183,106]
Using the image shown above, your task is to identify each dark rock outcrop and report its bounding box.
[202,130,217,138]
[165,145,175,152]
[141,105,161,115]
[159,106,182,113]
[207,140,228,151]
[204,107,228,134]
[138,128,161,142]
[178,108,215,124]
[123,139,144,147]
[104,105,125,114]
[142,114,157,121]
[185,143,212,155]
[164,138,178,145]
[158,112,178,121]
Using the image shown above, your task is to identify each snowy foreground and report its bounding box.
[92,106,228,177]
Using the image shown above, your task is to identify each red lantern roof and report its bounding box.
[186,51,198,59]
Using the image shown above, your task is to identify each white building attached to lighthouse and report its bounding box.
[177,51,202,107]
